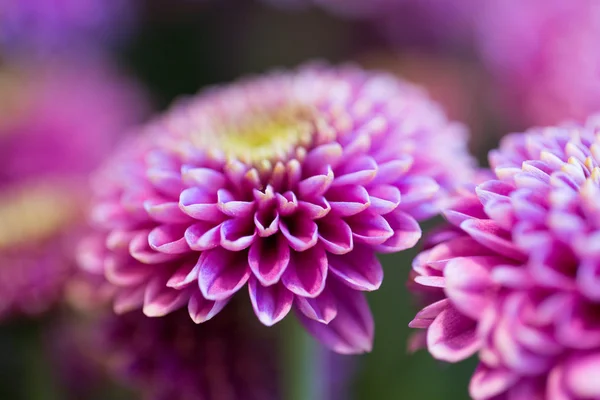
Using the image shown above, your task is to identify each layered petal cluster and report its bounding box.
[476,0,600,127]
[0,58,147,318]
[98,305,280,400]
[0,0,136,53]
[80,63,474,354]
[410,115,600,399]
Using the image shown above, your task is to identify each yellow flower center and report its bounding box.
[0,181,80,250]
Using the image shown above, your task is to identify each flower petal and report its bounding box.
[248,278,293,326]
[347,211,394,245]
[148,224,189,254]
[185,222,221,251]
[279,216,319,251]
[374,210,421,253]
[143,278,189,317]
[328,246,382,291]
[295,287,338,324]
[187,291,229,323]
[318,217,353,255]
[198,248,251,300]
[248,236,290,286]
[427,305,480,362]
[282,245,327,298]
[179,187,223,222]
[220,218,256,251]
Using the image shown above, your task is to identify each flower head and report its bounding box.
[410,115,600,399]
[98,305,280,400]
[476,0,600,126]
[0,58,147,319]
[80,63,474,353]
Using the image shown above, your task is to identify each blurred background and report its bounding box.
[0,0,598,399]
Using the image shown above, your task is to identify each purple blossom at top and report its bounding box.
[0,0,137,54]
[476,0,600,127]
[79,63,474,354]
[410,115,600,399]
[0,57,148,318]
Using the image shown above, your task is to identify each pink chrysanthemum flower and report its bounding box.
[476,0,600,127]
[98,305,280,400]
[0,58,147,318]
[80,63,474,354]
[410,115,600,399]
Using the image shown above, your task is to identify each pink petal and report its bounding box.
[181,167,226,190]
[318,217,354,255]
[166,260,200,289]
[179,187,224,222]
[469,364,519,400]
[275,191,298,216]
[326,185,370,217]
[113,285,145,314]
[185,222,221,251]
[564,353,600,398]
[461,219,526,261]
[197,248,251,300]
[129,231,180,264]
[303,143,344,175]
[148,224,189,254]
[220,218,256,251]
[144,200,191,224]
[279,216,319,251]
[248,279,293,326]
[297,281,373,354]
[368,184,401,215]
[370,156,413,186]
[347,211,394,245]
[427,306,480,362]
[298,166,334,199]
[298,197,331,219]
[254,208,279,237]
[409,299,450,329]
[187,292,229,323]
[217,189,255,218]
[147,168,183,197]
[248,236,290,286]
[444,257,496,320]
[104,254,152,286]
[332,155,377,187]
[328,247,382,291]
[143,278,189,317]
[374,210,421,253]
[282,245,327,298]
[295,286,338,324]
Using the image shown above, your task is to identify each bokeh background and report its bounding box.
[1,1,598,399]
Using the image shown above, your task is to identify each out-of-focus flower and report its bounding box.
[410,116,600,399]
[476,0,600,127]
[0,57,147,319]
[0,0,136,54]
[98,304,280,400]
[358,51,492,154]
[79,63,474,354]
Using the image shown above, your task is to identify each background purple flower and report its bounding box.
[410,115,600,399]
[0,0,137,54]
[97,303,280,400]
[476,0,600,127]
[0,56,148,319]
[80,63,474,354]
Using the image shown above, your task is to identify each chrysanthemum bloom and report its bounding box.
[410,115,600,399]
[0,0,136,53]
[80,63,474,353]
[476,0,600,127]
[0,58,147,318]
[98,304,280,400]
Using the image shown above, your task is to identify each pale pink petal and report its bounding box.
[179,187,223,222]
[148,224,189,254]
[248,278,293,326]
[197,248,251,300]
[185,222,221,251]
[427,306,480,362]
[187,292,229,323]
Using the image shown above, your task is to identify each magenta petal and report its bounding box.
[181,166,226,190]
[318,217,353,255]
[347,211,394,245]
[298,166,334,199]
[461,219,527,261]
[279,216,319,251]
[409,299,450,329]
[303,143,344,175]
[298,197,331,219]
[332,155,377,187]
[77,235,109,274]
[179,187,223,222]
[248,278,293,326]
[188,292,229,323]
[254,208,279,237]
[295,287,338,324]
[248,236,290,286]
[147,168,183,197]
[444,257,496,320]
[276,191,298,216]
[327,185,370,217]
[113,285,146,314]
[144,200,191,224]
[427,306,480,362]
[396,176,440,211]
[370,156,413,185]
[328,247,382,291]
[281,245,327,298]
[198,248,251,300]
[129,231,180,264]
[564,353,600,398]
[143,278,189,317]
[148,224,189,254]
[374,210,421,253]
[105,254,151,286]
[297,281,373,354]
[368,184,401,215]
[220,218,256,251]
[185,222,221,251]
[217,189,255,218]
[469,364,519,400]
[166,261,200,289]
